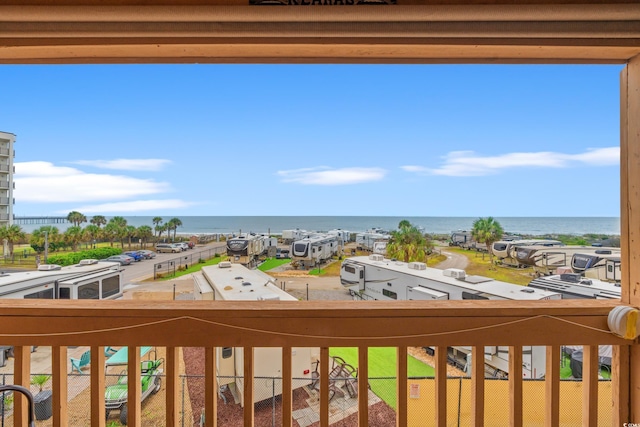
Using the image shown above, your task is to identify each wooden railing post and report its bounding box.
[52,346,68,427]
[320,347,329,427]
[358,346,368,426]
[204,347,217,427]
[435,346,447,427]
[472,346,484,426]
[282,346,293,427]
[243,347,254,427]
[166,346,180,427]
[127,346,141,426]
[396,347,407,427]
[509,346,523,427]
[582,345,598,426]
[13,345,30,427]
[545,345,560,427]
[90,346,105,427]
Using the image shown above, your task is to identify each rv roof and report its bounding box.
[345,256,560,300]
[201,263,297,301]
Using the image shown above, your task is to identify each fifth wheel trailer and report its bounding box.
[193,262,316,406]
[340,255,561,379]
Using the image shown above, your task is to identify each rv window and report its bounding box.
[382,289,397,300]
[102,276,121,299]
[24,288,54,299]
[344,266,356,274]
[222,347,233,358]
[462,291,489,300]
[78,281,100,299]
[360,270,364,279]
[608,265,613,273]
[59,288,71,299]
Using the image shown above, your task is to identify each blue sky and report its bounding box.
[0,64,622,217]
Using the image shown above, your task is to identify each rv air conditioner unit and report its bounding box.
[78,259,99,265]
[258,293,281,301]
[219,261,232,268]
[408,262,426,271]
[369,254,384,261]
[443,268,466,279]
[38,264,62,271]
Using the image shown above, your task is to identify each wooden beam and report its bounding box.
[625,52,640,422]
[471,346,484,426]
[127,346,141,427]
[582,345,598,426]
[435,346,447,427]
[545,345,560,427]
[358,346,369,426]
[509,346,523,427]
[282,346,292,427]
[320,347,329,427]
[90,346,105,427]
[243,347,254,427]
[396,347,408,427]
[204,347,217,427]
[612,345,630,427]
[13,346,30,427]
[52,346,68,427]
[166,346,180,427]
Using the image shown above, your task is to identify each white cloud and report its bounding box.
[277,167,387,185]
[402,147,619,177]
[14,161,171,203]
[71,158,171,171]
[62,199,196,214]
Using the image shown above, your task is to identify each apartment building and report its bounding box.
[0,131,15,228]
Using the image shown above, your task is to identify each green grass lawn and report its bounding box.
[257,258,291,271]
[329,347,434,409]
[160,256,226,280]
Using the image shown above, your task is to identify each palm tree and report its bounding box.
[0,224,26,256]
[63,226,83,252]
[67,211,87,227]
[108,216,128,249]
[167,217,183,242]
[152,217,163,240]
[103,222,118,247]
[83,224,101,248]
[471,216,504,269]
[156,223,168,242]
[386,220,432,263]
[125,225,136,249]
[136,225,153,248]
[90,215,107,228]
[29,226,60,253]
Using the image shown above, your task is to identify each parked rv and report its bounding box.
[528,272,621,300]
[193,262,316,406]
[226,233,266,268]
[355,230,389,252]
[515,246,620,276]
[290,233,341,269]
[0,259,123,300]
[492,239,564,267]
[340,255,561,378]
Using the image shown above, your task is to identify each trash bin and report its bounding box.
[34,390,53,420]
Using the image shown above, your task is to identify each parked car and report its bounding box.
[100,255,134,266]
[155,243,181,253]
[124,251,144,262]
[187,241,195,249]
[137,250,157,259]
[175,243,189,251]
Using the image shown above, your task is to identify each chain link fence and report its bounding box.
[153,247,225,280]
[0,372,612,427]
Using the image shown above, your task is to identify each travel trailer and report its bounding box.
[449,230,486,251]
[327,229,351,244]
[514,246,620,276]
[0,259,123,300]
[290,233,341,269]
[355,230,390,252]
[340,255,561,378]
[528,273,621,300]
[571,251,621,283]
[492,239,564,267]
[226,233,266,268]
[193,262,316,406]
[281,229,309,244]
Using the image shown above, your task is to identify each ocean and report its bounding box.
[22,216,620,236]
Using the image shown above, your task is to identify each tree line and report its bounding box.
[0,212,185,256]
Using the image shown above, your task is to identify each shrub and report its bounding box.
[46,247,122,266]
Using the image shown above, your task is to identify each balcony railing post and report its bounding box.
[320,347,329,427]
[167,346,180,427]
[243,347,254,427]
[204,347,217,427]
[358,346,368,425]
[127,346,142,426]
[509,346,523,427]
[52,346,68,427]
[545,345,560,427]
[13,346,30,427]
[582,345,599,426]
[435,346,447,427]
[282,346,292,427]
[472,346,485,426]
[396,347,407,427]
[90,346,105,427]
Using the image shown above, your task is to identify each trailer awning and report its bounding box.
[105,346,153,366]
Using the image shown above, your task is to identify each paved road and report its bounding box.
[120,242,226,284]
[433,246,469,270]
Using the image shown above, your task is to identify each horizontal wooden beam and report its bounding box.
[0,299,631,347]
[1,3,640,63]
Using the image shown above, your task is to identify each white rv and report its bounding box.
[492,239,564,267]
[290,233,341,269]
[340,255,561,378]
[515,246,620,276]
[355,230,390,252]
[194,262,316,406]
[327,229,351,244]
[281,229,309,244]
[528,272,621,300]
[571,251,621,283]
[0,259,123,300]
[226,233,266,268]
